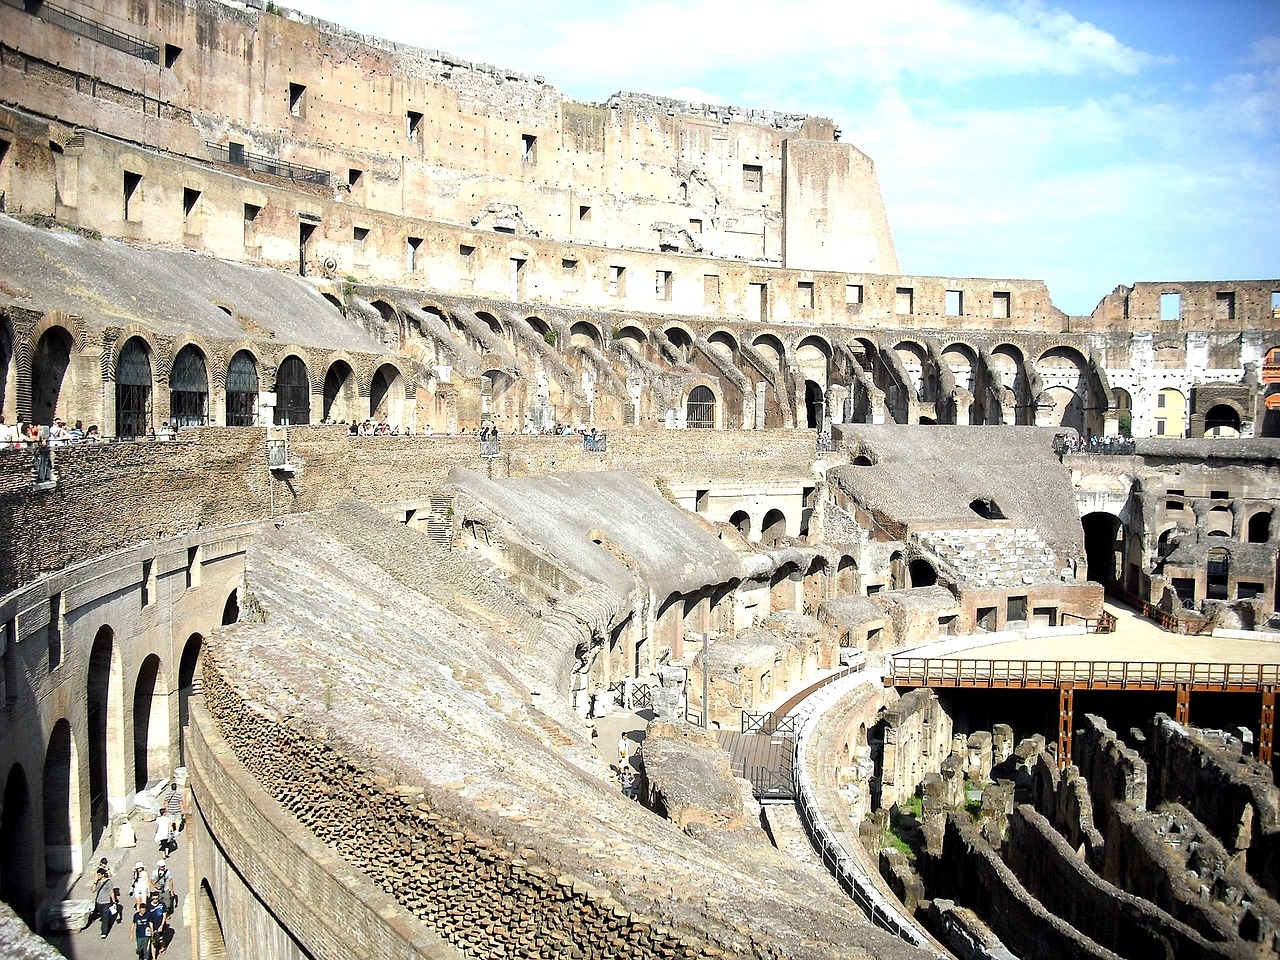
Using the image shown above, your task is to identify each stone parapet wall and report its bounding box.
[0,426,817,593]
[198,650,731,960]
[1074,714,1147,813]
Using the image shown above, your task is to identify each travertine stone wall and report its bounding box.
[1074,714,1147,814]
[878,689,953,809]
[200,652,726,960]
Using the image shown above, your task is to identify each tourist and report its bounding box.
[132,903,154,960]
[68,419,84,441]
[48,417,67,444]
[84,424,101,442]
[146,890,167,957]
[129,862,150,908]
[90,858,120,938]
[153,859,175,917]
[160,781,187,851]
[0,416,14,445]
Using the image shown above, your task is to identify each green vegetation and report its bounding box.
[543,329,557,347]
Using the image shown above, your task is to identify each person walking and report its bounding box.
[90,858,120,938]
[132,903,154,960]
[129,862,150,909]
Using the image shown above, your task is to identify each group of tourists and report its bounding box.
[1052,433,1137,459]
[0,415,102,446]
[86,781,187,957]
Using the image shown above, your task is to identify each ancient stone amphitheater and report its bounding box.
[1,2,1279,959]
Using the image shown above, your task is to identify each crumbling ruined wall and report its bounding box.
[877,688,953,809]
[1032,754,1106,868]
[1074,713,1147,813]
[1146,714,1280,899]
[1002,805,1250,960]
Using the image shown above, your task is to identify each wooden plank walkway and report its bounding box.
[717,732,795,801]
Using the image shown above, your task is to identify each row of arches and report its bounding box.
[16,322,408,434]
[0,592,235,925]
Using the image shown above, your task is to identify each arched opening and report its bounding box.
[615,326,647,358]
[1082,512,1123,588]
[804,379,824,428]
[133,655,168,792]
[169,344,209,427]
[889,551,906,590]
[894,341,929,401]
[0,320,13,418]
[197,878,228,959]
[369,299,397,325]
[664,326,693,363]
[0,764,36,923]
[942,343,977,393]
[1262,381,1280,438]
[728,510,751,539]
[476,311,504,339]
[115,337,153,437]
[1207,547,1230,600]
[1155,387,1185,437]
[569,321,601,350]
[1208,505,1233,537]
[836,555,856,594]
[87,625,124,847]
[178,634,203,764]
[991,344,1030,424]
[31,325,74,426]
[274,355,310,425]
[322,360,358,422]
[751,334,784,369]
[1111,387,1133,434]
[222,589,239,625]
[369,363,404,425]
[707,331,737,358]
[43,719,80,883]
[686,385,715,429]
[1204,404,1241,438]
[761,508,787,546]
[322,292,344,313]
[769,562,799,613]
[1248,512,1271,544]
[225,351,259,427]
[1045,385,1085,432]
[908,559,937,588]
[524,316,552,344]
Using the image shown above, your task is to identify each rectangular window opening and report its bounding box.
[703,274,721,305]
[742,163,763,192]
[186,545,201,589]
[578,204,591,221]
[348,168,363,187]
[2,618,15,706]
[689,218,702,233]
[656,270,673,302]
[846,284,863,306]
[798,281,814,309]
[1215,291,1236,320]
[123,170,142,221]
[406,236,422,272]
[895,287,914,315]
[561,258,577,290]
[288,82,306,118]
[1272,291,1280,317]
[1160,292,1181,321]
[164,43,182,68]
[407,110,423,140]
[47,593,61,671]
[608,265,626,298]
[749,281,767,323]
[228,141,245,165]
[0,139,9,165]
[353,225,369,252]
[182,187,200,220]
[992,291,1011,319]
[521,134,537,163]
[946,289,963,316]
[141,558,155,608]
[1211,489,1230,500]
[1007,595,1028,623]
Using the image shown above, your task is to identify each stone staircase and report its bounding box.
[916,527,1060,589]
[425,493,454,549]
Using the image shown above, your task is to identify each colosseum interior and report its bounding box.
[2,2,1280,959]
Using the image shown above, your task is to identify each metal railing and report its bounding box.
[816,432,837,454]
[886,657,1280,692]
[21,0,160,62]
[741,712,799,737]
[582,433,607,453]
[1054,435,1137,457]
[205,141,330,186]
[266,438,288,469]
[478,438,501,458]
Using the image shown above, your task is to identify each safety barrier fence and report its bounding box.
[886,657,1280,692]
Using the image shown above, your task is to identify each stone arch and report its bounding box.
[169,342,210,427]
[908,558,937,588]
[322,357,359,423]
[225,349,260,427]
[570,321,601,349]
[87,625,124,847]
[804,379,825,428]
[133,654,168,793]
[1045,385,1085,431]
[369,362,406,425]
[769,560,799,613]
[685,383,717,429]
[1208,504,1233,537]
[0,763,36,922]
[889,550,906,590]
[30,322,76,427]
[941,342,978,393]
[761,508,788,546]
[42,718,81,882]
[274,354,311,425]
[752,333,785,369]
[222,589,240,626]
[198,878,228,959]
[836,554,856,594]
[1248,511,1271,544]
[481,368,519,428]
[796,335,831,388]
[1207,545,1230,600]
[852,337,879,377]
[321,292,344,313]
[368,299,398,324]
[1204,403,1242,438]
[707,330,738,358]
[475,310,505,340]
[615,324,647,350]
[178,633,203,764]
[893,340,928,400]
[115,335,154,438]
[664,325,694,363]
[991,343,1031,424]
[729,510,751,539]
[524,315,553,342]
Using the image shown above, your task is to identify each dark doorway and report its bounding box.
[274,356,310,425]
[31,326,73,426]
[1082,512,1123,588]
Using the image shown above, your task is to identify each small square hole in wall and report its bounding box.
[459,244,475,261]
[846,284,863,305]
[348,168,363,187]
[182,187,200,219]
[689,218,702,233]
[578,204,591,221]
[521,134,537,163]
[406,236,422,272]
[353,226,369,251]
[164,43,182,68]
[244,203,260,224]
[407,110,423,140]
[288,82,306,118]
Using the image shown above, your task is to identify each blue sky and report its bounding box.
[285,0,1279,316]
